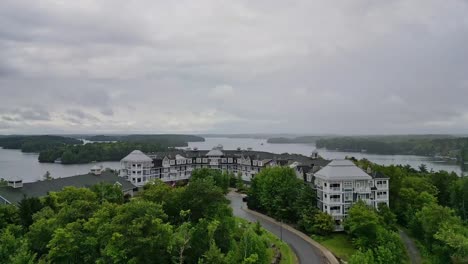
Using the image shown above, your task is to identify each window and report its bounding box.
[324,182,327,187]
[202,158,208,163]
[170,160,175,165]
[330,206,340,211]
[187,159,192,164]
[344,192,353,202]
[343,181,352,188]
[330,183,340,188]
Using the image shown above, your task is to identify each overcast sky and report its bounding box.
[1,0,468,135]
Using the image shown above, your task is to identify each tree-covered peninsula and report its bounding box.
[0,135,82,153]
[315,136,468,160]
[0,134,205,164]
[84,134,205,144]
[39,142,168,164]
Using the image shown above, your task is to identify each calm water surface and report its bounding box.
[188,137,467,176]
[0,148,120,183]
[1,137,466,182]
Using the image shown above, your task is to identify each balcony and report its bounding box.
[330,198,341,203]
[376,184,388,189]
[330,210,341,215]
[355,188,371,193]
[376,195,388,200]
[329,187,341,192]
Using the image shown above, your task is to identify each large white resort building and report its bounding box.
[119,146,327,187]
[119,146,389,230]
[307,159,390,230]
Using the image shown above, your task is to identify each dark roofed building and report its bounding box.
[0,170,137,205]
[120,146,332,186]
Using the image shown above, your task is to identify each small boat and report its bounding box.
[54,158,62,164]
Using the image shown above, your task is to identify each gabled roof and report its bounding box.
[121,150,153,162]
[175,154,186,160]
[314,159,372,181]
[0,171,136,205]
[206,149,224,157]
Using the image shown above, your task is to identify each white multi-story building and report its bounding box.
[308,159,389,231]
[119,146,327,187]
[120,150,154,186]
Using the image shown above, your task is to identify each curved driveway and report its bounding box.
[227,191,327,264]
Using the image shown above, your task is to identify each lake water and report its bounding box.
[1,137,466,183]
[0,148,121,183]
[187,137,467,176]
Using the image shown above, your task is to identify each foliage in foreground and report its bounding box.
[248,166,334,236]
[0,170,280,264]
[353,159,468,263]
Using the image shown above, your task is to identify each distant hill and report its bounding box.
[200,133,301,139]
[267,136,324,144]
[84,134,205,146]
[315,135,468,160]
[0,135,82,153]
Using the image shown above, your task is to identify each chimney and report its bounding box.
[366,166,372,174]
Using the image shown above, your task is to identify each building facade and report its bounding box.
[119,146,328,187]
[307,159,389,230]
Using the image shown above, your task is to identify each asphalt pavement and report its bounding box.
[227,191,327,264]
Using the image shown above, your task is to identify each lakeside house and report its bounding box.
[0,170,137,205]
[307,159,390,231]
[119,146,330,187]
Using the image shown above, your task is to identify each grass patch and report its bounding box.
[263,229,298,264]
[312,233,356,261]
[236,218,298,264]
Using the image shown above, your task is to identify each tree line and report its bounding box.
[354,158,468,263]
[0,169,283,264]
[316,136,468,160]
[38,142,170,164]
[84,134,205,145]
[0,135,82,153]
[246,166,407,263]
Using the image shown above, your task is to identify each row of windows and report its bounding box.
[162,158,264,166]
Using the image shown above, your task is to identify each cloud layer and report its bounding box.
[1,0,468,134]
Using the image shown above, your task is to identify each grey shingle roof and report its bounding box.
[122,150,153,162]
[206,149,224,157]
[0,171,136,205]
[314,159,372,181]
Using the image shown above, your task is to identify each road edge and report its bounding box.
[243,207,340,264]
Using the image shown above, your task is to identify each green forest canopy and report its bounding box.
[0,169,286,264]
[315,136,468,159]
[0,135,82,153]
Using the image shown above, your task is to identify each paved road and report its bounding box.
[399,230,422,264]
[227,191,326,264]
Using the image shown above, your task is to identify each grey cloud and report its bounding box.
[0,0,468,134]
[66,109,100,122]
